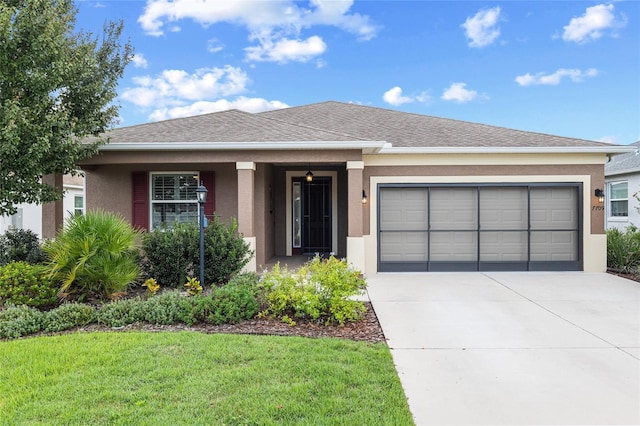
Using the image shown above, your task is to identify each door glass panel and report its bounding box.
[292,181,301,248]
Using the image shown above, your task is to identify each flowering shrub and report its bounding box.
[258,256,366,325]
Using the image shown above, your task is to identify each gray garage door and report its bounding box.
[378,184,582,272]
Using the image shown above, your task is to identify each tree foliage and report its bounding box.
[0,0,132,215]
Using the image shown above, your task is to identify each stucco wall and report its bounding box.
[605,173,640,230]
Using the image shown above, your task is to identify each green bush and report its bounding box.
[192,273,259,325]
[143,290,195,326]
[259,256,367,325]
[140,223,198,288]
[44,303,96,332]
[607,226,640,273]
[0,229,45,265]
[140,218,253,287]
[44,210,141,300]
[0,304,45,339]
[0,261,58,308]
[97,297,147,328]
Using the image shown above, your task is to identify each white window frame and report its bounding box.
[150,172,200,230]
[74,195,84,216]
[608,180,628,218]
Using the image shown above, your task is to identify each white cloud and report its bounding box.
[121,65,250,107]
[441,83,478,103]
[245,35,327,63]
[138,0,378,63]
[597,136,617,144]
[207,38,224,53]
[462,6,501,48]
[382,87,432,107]
[515,68,599,86]
[131,53,149,69]
[383,87,413,106]
[149,97,289,121]
[562,3,627,43]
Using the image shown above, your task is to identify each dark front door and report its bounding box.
[303,177,332,254]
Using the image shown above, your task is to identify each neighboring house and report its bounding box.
[57,101,629,274]
[604,140,640,230]
[0,174,84,239]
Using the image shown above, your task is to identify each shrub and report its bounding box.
[140,218,253,288]
[143,290,195,325]
[97,298,147,328]
[43,210,141,300]
[190,273,259,325]
[202,217,253,285]
[0,229,45,265]
[0,304,45,339]
[0,261,58,308]
[607,226,640,273]
[259,256,367,325]
[44,303,97,332]
[142,278,160,297]
[140,223,198,288]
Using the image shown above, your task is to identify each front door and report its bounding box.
[295,177,332,254]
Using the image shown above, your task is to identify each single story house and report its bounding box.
[2,174,84,239]
[45,101,630,273]
[604,140,640,230]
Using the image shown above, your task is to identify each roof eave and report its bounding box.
[377,146,635,155]
[98,141,387,154]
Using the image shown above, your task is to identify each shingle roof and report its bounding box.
[100,108,366,143]
[99,100,616,149]
[605,140,640,175]
[260,101,612,148]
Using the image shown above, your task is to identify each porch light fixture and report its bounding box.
[305,165,313,182]
[362,190,368,204]
[196,184,208,287]
[594,188,604,203]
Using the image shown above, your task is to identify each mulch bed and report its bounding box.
[69,302,387,344]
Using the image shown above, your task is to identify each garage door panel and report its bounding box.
[431,188,477,230]
[480,231,527,261]
[480,188,527,230]
[530,231,578,261]
[380,232,428,262]
[380,188,427,231]
[430,231,477,261]
[530,187,577,229]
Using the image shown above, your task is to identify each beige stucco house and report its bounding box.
[50,101,630,273]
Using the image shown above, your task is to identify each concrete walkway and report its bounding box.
[366,272,640,425]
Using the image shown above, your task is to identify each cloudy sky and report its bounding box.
[77,0,639,144]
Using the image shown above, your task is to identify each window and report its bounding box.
[74,195,84,216]
[151,173,199,229]
[609,181,628,217]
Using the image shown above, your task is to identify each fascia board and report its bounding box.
[98,141,387,154]
[378,146,636,155]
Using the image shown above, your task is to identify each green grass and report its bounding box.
[0,332,414,425]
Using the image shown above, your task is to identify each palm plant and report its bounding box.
[44,210,141,300]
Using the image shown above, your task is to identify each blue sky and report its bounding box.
[76,0,639,144]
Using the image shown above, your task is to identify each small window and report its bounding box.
[151,173,199,229]
[74,196,84,216]
[609,181,628,217]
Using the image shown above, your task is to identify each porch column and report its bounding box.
[236,162,256,272]
[41,174,64,239]
[346,161,365,272]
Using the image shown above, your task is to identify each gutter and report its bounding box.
[98,141,388,154]
[377,146,636,155]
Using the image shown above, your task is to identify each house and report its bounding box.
[1,174,84,239]
[604,140,640,230]
[50,101,630,274]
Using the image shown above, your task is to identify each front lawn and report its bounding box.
[0,332,413,425]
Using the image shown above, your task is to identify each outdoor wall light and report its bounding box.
[305,166,314,182]
[594,188,604,203]
[362,190,368,204]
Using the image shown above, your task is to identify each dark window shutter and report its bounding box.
[132,172,149,230]
[200,171,215,219]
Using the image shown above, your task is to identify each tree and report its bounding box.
[0,0,132,216]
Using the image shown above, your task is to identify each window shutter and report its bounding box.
[131,172,149,230]
[200,171,215,219]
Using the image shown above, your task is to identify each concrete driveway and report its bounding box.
[366,272,640,425]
